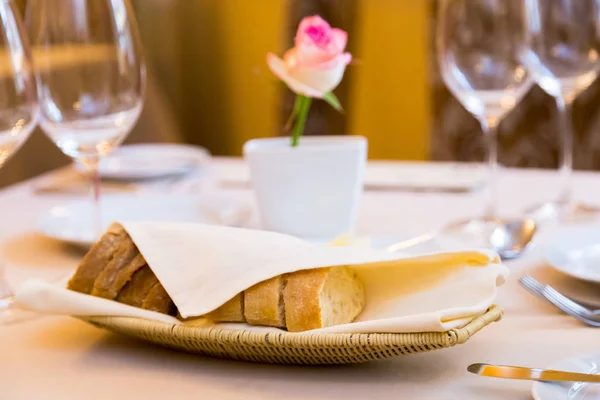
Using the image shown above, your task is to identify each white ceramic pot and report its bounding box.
[244,136,367,240]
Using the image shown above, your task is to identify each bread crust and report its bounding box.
[284,268,329,332]
[244,275,287,328]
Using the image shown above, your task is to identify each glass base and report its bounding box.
[525,201,600,225]
[0,274,14,309]
[387,216,505,254]
[440,216,505,249]
[0,306,38,325]
[0,271,38,325]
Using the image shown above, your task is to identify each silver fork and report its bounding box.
[519,275,600,327]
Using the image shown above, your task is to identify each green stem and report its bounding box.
[291,95,312,147]
[284,95,302,132]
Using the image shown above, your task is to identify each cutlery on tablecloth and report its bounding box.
[468,363,600,383]
[519,275,600,327]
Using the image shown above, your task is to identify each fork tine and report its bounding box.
[542,292,600,326]
[519,276,544,298]
[520,276,600,327]
[521,275,544,291]
[543,288,598,322]
[543,286,593,316]
[541,288,600,326]
[519,276,591,319]
[519,279,538,297]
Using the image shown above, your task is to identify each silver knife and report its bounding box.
[468,363,600,383]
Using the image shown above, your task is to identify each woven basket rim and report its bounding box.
[81,305,502,345]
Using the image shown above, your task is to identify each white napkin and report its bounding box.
[16,222,508,333]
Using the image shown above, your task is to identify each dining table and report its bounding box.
[1,158,599,400]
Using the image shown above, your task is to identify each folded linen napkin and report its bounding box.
[16,222,508,333]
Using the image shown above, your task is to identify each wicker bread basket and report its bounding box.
[80,305,502,365]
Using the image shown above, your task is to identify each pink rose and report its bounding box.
[267,15,352,98]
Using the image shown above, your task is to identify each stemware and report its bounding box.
[436,0,532,243]
[523,0,600,222]
[25,0,145,238]
[0,0,39,324]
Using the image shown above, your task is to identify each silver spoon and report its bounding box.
[488,219,537,260]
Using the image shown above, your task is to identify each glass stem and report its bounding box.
[556,96,573,206]
[81,157,102,239]
[481,116,499,221]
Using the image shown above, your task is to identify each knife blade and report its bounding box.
[467,363,600,383]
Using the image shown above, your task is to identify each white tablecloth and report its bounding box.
[1,159,599,400]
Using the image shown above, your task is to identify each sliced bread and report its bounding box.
[67,223,127,294]
[283,266,365,332]
[116,265,159,307]
[68,224,365,331]
[91,246,146,300]
[243,275,287,328]
[68,223,177,316]
[205,293,245,322]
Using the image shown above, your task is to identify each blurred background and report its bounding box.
[3,0,600,188]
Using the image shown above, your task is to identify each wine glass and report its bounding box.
[523,0,600,222]
[0,0,39,324]
[26,0,145,239]
[436,0,533,243]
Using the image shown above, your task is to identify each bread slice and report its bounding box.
[243,275,287,328]
[205,293,244,322]
[67,223,128,294]
[116,265,159,307]
[283,266,364,332]
[91,245,146,300]
[142,281,176,315]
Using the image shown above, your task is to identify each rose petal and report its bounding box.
[291,43,334,66]
[283,48,300,68]
[329,28,348,53]
[266,53,324,98]
[295,16,332,48]
[309,52,352,70]
[288,58,348,93]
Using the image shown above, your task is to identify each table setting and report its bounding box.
[1,0,600,399]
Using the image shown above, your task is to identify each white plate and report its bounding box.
[544,226,600,284]
[532,353,600,400]
[37,193,250,247]
[74,143,210,180]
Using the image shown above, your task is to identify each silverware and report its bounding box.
[387,218,537,261]
[488,219,537,260]
[519,275,600,326]
[467,363,600,383]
